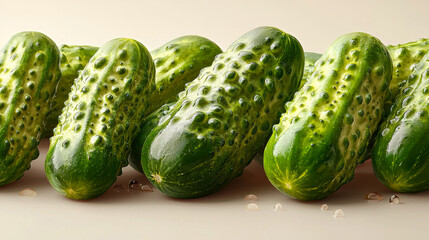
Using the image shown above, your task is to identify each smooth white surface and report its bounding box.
[1,1,429,239]
[3,140,429,240]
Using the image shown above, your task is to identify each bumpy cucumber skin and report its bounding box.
[45,45,98,135]
[128,36,222,173]
[252,52,322,166]
[45,38,155,199]
[364,39,429,160]
[300,53,323,99]
[387,39,429,101]
[142,26,304,198]
[301,40,429,100]
[0,32,61,185]
[264,32,392,201]
[129,102,174,172]
[373,52,429,193]
[147,35,222,114]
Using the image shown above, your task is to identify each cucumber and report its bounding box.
[387,38,429,101]
[45,38,155,199]
[45,45,98,136]
[129,102,174,172]
[128,36,222,173]
[141,26,304,198]
[372,52,429,193]
[252,52,322,166]
[300,52,322,89]
[147,35,222,114]
[0,32,61,185]
[264,32,393,201]
[305,52,323,63]
[300,40,429,99]
[368,39,429,160]
[364,39,429,160]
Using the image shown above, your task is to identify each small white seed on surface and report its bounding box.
[333,209,344,218]
[274,203,282,211]
[244,194,258,201]
[389,194,400,204]
[364,192,383,201]
[321,204,329,211]
[19,188,37,197]
[139,184,154,192]
[246,203,259,211]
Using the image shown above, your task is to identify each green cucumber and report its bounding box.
[147,35,222,114]
[45,45,98,136]
[141,26,304,198]
[387,38,429,101]
[264,32,392,201]
[129,102,174,172]
[364,39,429,160]
[252,52,322,166]
[368,39,429,160]
[372,52,429,193]
[0,31,61,185]
[300,39,429,100]
[299,52,322,89]
[45,38,155,199]
[128,35,222,173]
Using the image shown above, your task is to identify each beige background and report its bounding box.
[1,0,429,239]
[1,0,429,52]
